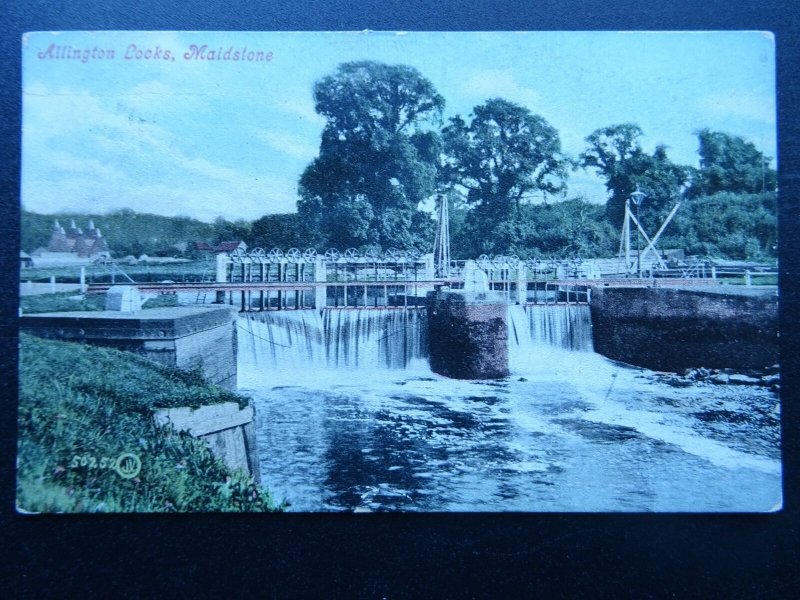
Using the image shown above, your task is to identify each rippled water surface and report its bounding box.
[238,307,781,512]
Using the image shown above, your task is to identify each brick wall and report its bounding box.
[426,290,509,379]
[590,287,778,371]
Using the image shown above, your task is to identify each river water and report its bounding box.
[238,306,781,512]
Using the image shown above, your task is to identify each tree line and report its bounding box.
[277,60,777,261]
[23,61,777,263]
[21,208,251,258]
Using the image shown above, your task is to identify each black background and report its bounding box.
[1,2,798,597]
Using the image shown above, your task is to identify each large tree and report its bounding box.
[520,199,618,258]
[441,98,569,256]
[689,129,777,197]
[580,123,688,229]
[297,61,444,250]
[250,213,305,250]
[661,191,777,261]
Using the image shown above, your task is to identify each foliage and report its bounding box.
[22,209,248,258]
[297,61,444,251]
[141,294,180,309]
[688,129,777,198]
[579,124,689,229]
[21,69,779,265]
[20,291,105,314]
[448,196,617,260]
[521,199,618,258]
[20,291,180,314]
[17,334,281,512]
[20,260,216,285]
[442,99,569,256]
[211,216,252,247]
[661,192,777,261]
[250,213,306,250]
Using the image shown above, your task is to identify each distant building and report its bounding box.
[191,240,247,257]
[215,241,248,253]
[30,219,112,266]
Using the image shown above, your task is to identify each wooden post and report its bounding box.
[216,253,228,283]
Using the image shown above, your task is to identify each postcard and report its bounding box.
[17,31,780,513]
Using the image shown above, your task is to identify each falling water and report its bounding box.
[237,306,781,512]
[507,304,593,354]
[239,309,427,386]
[524,304,593,351]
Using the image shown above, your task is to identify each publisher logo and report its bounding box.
[114,453,142,479]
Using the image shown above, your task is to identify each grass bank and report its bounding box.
[20,260,215,284]
[20,292,179,314]
[17,333,282,513]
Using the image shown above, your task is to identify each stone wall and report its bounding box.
[590,286,778,372]
[20,305,258,480]
[19,305,239,390]
[153,402,260,483]
[426,290,509,379]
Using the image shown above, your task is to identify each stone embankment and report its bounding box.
[19,305,239,389]
[655,364,780,392]
[426,289,509,379]
[590,285,778,372]
[20,302,260,481]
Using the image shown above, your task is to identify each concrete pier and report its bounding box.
[154,402,260,483]
[590,285,779,372]
[20,305,260,481]
[19,305,239,390]
[426,289,509,379]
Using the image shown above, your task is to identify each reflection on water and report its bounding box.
[238,307,781,512]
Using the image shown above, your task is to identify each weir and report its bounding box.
[512,304,594,353]
[240,308,428,371]
[238,304,593,377]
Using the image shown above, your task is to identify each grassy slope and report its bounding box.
[20,292,179,314]
[17,334,281,513]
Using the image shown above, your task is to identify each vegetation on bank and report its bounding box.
[20,292,179,314]
[20,291,106,314]
[20,258,216,285]
[17,334,281,513]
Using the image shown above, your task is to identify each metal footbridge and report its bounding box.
[85,247,762,311]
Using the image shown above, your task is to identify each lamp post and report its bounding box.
[630,186,646,278]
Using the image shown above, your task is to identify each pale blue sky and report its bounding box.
[21,31,776,221]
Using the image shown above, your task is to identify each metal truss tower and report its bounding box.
[433,195,451,278]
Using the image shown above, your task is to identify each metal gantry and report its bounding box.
[618,187,681,277]
[200,237,778,311]
[433,195,451,278]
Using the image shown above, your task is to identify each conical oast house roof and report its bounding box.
[72,235,93,257]
[47,221,72,252]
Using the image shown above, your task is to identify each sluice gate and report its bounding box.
[85,248,745,314]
